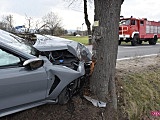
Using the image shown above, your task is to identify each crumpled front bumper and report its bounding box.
[40,56,87,100]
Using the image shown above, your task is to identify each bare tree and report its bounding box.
[90,0,124,119]
[34,20,43,33]
[0,22,8,31]
[2,14,14,31]
[25,15,32,33]
[42,12,62,35]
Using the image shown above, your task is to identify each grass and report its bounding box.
[61,36,89,45]
[61,36,160,45]
[119,68,160,119]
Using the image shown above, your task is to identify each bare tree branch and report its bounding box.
[65,0,93,44]
[1,14,14,31]
[42,12,62,35]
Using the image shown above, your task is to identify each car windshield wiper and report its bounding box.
[9,34,25,43]
[9,34,34,46]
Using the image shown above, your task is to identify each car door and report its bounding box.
[0,48,48,110]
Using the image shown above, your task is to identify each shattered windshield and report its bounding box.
[119,19,130,25]
[0,32,37,56]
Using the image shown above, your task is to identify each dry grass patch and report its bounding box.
[116,55,160,120]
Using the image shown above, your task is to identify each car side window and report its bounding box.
[0,48,21,67]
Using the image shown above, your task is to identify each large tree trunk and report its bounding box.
[83,0,92,44]
[90,0,122,119]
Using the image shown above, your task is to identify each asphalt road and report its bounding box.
[117,43,160,59]
[87,43,160,59]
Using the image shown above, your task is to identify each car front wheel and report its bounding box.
[58,79,80,104]
[58,86,70,104]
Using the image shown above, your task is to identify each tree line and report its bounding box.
[0,12,68,36]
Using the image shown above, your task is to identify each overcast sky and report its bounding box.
[0,0,160,30]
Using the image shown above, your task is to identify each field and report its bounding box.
[61,36,89,45]
[61,36,160,45]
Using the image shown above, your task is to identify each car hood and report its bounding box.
[33,34,92,62]
[33,34,73,51]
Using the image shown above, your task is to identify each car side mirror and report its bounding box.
[23,58,44,70]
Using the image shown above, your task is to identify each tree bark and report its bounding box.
[90,0,122,119]
[83,0,92,44]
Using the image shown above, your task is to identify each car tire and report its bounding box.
[58,86,70,104]
[58,79,80,104]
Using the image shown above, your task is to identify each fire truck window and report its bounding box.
[131,20,135,25]
[140,21,144,26]
[119,20,130,25]
[125,20,130,25]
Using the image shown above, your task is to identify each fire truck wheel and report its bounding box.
[118,40,121,45]
[131,35,138,46]
[149,37,157,45]
[137,40,142,44]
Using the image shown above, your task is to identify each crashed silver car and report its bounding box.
[0,29,92,117]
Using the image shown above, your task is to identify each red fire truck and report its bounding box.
[119,17,160,46]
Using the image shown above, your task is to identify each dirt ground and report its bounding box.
[1,55,160,120]
[116,55,160,74]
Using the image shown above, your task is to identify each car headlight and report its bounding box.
[76,43,91,62]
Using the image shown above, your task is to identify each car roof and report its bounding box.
[0,29,35,59]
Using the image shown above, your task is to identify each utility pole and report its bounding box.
[82,23,84,36]
[25,14,32,33]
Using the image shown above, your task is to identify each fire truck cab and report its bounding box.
[119,17,160,46]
